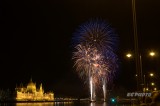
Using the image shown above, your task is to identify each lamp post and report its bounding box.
[131,0,144,92]
[143,72,155,92]
[126,51,156,92]
[143,75,146,92]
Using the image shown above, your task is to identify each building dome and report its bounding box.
[27,78,36,92]
[28,82,35,87]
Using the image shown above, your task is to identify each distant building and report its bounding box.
[15,78,54,101]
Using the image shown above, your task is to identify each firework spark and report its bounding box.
[72,19,118,52]
[72,19,119,101]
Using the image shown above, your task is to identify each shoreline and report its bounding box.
[0,100,80,103]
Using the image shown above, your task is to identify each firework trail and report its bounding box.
[72,19,118,101]
[73,44,105,101]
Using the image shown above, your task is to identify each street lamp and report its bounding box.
[154,88,157,91]
[146,88,149,91]
[149,52,155,57]
[151,82,155,86]
[126,53,132,58]
[126,52,157,92]
[150,73,154,77]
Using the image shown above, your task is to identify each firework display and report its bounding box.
[72,19,118,101]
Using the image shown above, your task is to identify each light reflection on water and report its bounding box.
[0,102,138,106]
[90,102,137,106]
[16,102,73,106]
[16,102,54,106]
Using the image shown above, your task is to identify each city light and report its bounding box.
[146,88,149,91]
[150,73,154,77]
[149,51,155,57]
[151,82,155,86]
[126,53,132,58]
[154,88,157,91]
[110,98,116,103]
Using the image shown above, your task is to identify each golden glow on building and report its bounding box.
[15,78,54,101]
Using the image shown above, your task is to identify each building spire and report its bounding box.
[30,77,32,83]
[40,83,42,89]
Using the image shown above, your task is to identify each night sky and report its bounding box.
[1,0,160,97]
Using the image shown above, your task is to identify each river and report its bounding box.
[0,102,139,106]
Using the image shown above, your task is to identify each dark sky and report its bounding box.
[1,0,160,97]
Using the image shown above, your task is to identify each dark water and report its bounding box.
[0,102,139,106]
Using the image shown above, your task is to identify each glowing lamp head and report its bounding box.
[154,88,157,91]
[150,73,154,77]
[146,88,149,91]
[126,53,132,58]
[149,52,155,57]
[151,82,155,86]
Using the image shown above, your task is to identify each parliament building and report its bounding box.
[15,78,54,101]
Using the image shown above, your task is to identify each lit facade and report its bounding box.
[15,79,54,101]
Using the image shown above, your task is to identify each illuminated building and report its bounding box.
[15,78,54,101]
